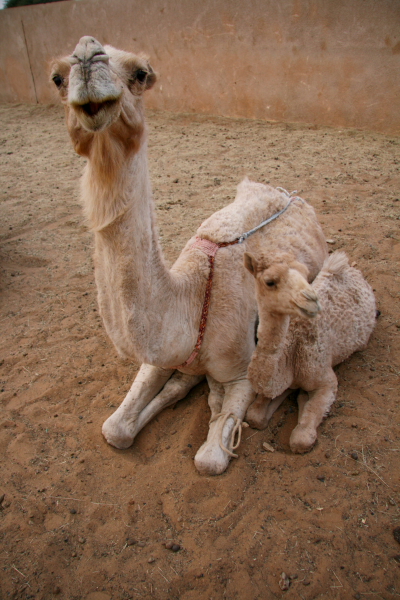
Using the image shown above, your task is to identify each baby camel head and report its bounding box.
[244,252,321,318]
[50,36,156,148]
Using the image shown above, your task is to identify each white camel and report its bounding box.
[244,250,376,453]
[50,37,328,474]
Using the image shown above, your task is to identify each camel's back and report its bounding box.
[197,179,328,282]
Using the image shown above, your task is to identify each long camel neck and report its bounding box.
[82,135,201,367]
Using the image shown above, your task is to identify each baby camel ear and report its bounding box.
[244,252,258,276]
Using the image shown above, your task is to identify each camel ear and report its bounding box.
[143,62,156,90]
[244,252,257,276]
[135,56,157,91]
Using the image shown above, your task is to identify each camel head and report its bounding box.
[50,36,156,148]
[244,252,321,318]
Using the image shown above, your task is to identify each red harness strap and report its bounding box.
[174,236,239,369]
[173,194,297,370]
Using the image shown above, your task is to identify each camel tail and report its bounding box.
[320,251,350,276]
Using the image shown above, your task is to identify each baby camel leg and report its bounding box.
[246,390,293,429]
[194,377,256,475]
[102,364,201,449]
[290,371,338,454]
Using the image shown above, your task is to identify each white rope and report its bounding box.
[209,412,249,458]
[237,188,304,244]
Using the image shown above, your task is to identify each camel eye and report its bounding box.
[265,279,277,288]
[52,75,63,88]
[136,69,147,83]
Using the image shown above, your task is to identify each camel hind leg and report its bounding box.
[102,364,203,449]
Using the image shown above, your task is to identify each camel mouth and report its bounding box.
[79,99,117,117]
[298,306,319,318]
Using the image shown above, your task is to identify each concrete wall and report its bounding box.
[0,0,399,133]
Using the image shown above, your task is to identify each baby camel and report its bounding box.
[244,251,376,453]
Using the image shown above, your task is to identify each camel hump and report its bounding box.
[320,251,349,276]
[196,178,290,243]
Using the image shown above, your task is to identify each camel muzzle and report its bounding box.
[294,291,321,318]
[67,37,122,129]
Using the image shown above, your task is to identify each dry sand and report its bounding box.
[0,104,399,599]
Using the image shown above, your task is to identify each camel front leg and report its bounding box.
[194,377,256,475]
[245,390,293,429]
[102,364,174,449]
[290,371,338,454]
[206,375,225,420]
[134,372,204,432]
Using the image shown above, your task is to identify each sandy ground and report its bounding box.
[0,104,399,600]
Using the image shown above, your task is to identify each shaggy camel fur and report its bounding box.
[51,37,328,474]
[244,251,376,453]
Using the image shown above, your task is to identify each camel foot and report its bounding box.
[289,424,317,454]
[102,413,135,449]
[194,413,244,475]
[245,402,270,429]
[246,391,290,430]
[194,441,231,476]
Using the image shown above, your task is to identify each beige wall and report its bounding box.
[0,0,399,133]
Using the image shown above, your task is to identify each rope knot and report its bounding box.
[209,412,249,458]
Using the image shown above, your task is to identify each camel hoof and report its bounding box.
[194,443,231,476]
[102,415,135,449]
[289,424,317,454]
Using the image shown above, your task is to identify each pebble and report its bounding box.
[350,452,359,460]
[70,508,77,515]
[393,527,400,544]
[262,441,275,453]
[148,557,155,563]
[126,538,137,546]
[316,475,325,482]
[164,541,181,552]
[78,537,86,544]
[278,572,290,591]
[137,541,146,547]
